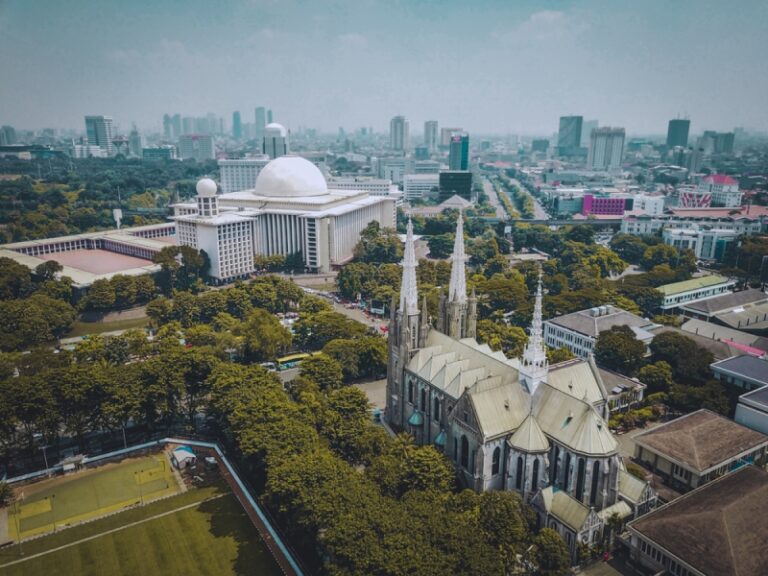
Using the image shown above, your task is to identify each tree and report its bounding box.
[610,233,647,264]
[594,325,646,375]
[300,354,344,391]
[565,224,595,245]
[0,481,14,508]
[427,234,454,259]
[293,310,368,350]
[649,331,714,383]
[83,278,116,310]
[641,244,679,270]
[34,260,63,282]
[533,528,571,576]
[239,309,291,361]
[637,361,674,393]
[477,320,527,357]
[353,221,403,264]
[547,346,575,364]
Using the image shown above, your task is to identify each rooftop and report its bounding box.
[634,409,768,472]
[739,386,768,411]
[629,466,768,576]
[703,174,738,185]
[657,275,733,297]
[680,288,767,315]
[711,355,768,387]
[545,305,654,338]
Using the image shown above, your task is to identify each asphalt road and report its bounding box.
[482,177,508,219]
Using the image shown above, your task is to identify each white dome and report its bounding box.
[196,178,218,197]
[253,156,328,198]
[264,122,288,137]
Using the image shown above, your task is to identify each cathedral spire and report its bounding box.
[399,217,419,315]
[447,212,467,304]
[521,264,548,395]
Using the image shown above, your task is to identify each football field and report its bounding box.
[8,454,178,540]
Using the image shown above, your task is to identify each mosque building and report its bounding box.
[173,155,396,281]
[386,216,657,560]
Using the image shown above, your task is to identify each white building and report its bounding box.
[263,123,288,159]
[621,209,767,237]
[327,177,395,196]
[84,115,114,156]
[543,305,658,359]
[71,144,107,158]
[657,275,736,311]
[179,134,215,161]
[662,228,739,262]
[218,157,270,193]
[632,194,665,215]
[698,174,742,207]
[173,156,396,281]
[424,120,438,152]
[403,174,439,200]
[587,127,625,172]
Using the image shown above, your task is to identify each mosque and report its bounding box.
[173,155,396,281]
[386,217,657,559]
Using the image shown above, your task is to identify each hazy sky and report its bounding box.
[1,0,766,136]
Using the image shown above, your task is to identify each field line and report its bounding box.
[0,494,226,569]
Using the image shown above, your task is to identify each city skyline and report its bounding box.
[1,0,767,134]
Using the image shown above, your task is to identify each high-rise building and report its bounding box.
[580,120,598,147]
[172,114,182,139]
[163,114,173,140]
[424,120,438,152]
[438,171,472,201]
[254,107,266,143]
[232,111,242,140]
[178,134,215,161]
[267,109,273,124]
[128,125,143,158]
[587,127,625,171]
[448,133,469,170]
[666,119,690,148]
[0,126,17,146]
[84,115,114,155]
[263,123,288,159]
[390,116,409,151]
[557,115,583,155]
[218,157,270,193]
[440,127,462,148]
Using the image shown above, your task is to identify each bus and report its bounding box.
[275,352,312,371]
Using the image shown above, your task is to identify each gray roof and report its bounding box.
[680,288,768,315]
[680,318,768,352]
[716,300,768,332]
[629,466,768,576]
[739,386,768,411]
[548,357,609,406]
[538,487,593,532]
[711,355,768,386]
[598,367,647,396]
[649,325,744,361]
[545,306,654,338]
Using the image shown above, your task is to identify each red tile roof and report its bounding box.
[704,174,738,185]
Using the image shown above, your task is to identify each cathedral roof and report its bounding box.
[466,377,529,440]
[538,487,593,532]
[547,356,608,407]
[508,413,549,453]
[618,469,649,504]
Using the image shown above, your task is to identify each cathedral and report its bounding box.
[386,217,656,559]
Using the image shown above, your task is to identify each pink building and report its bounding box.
[582,194,629,216]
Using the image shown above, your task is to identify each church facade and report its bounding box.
[386,217,657,559]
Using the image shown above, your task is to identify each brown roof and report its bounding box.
[629,466,768,576]
[634,409,768,472]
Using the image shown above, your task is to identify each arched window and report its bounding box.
[515,456,524,489]
[576,458,586,501]
[492,447,501,475]
[433,397,441,422]
[590,460,601,505]
[549,521,557,530]
[552,446,560,486]
[408,381,413,404]
[460,435,469,468]
[453,438,458,459]
[563,453,572,492]
[531,459,540,491]
[420,388,427,410]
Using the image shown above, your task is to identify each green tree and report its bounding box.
[610,233,648,264]
[649,331,714,383]
[477,320,527,357]
[84,278,116,310]
[34,260,63,282]
[293,310,368,350]
[0,481,14,507]
[428,233,454,259]
[0,257,33,300]
[240,309,292,361]
[353,221,403,263]
[300,353,344,391]
[594,325,646,375]
[533,528,571,576]
[637,361,674,393]
[547,346,575,364]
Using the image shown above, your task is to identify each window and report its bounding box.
[576,458,586,501]
[408,381,413,404]
[563,454,572,492]
[453,438,458,460]
[531,459,540,491]
[420,388,427,411]
[590,461,600,505]
[461,436,469,469]
[433,397,441,422]
[515,456,523,489]
[552,446,560,486]
[492,447,501,475]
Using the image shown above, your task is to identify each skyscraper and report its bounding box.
[390,115,409,151]
[178,134,215,161]
[232,111,242,140]
[128,125,142,158]
[448,133,469,170]
[84,115,114,155]
[557,115,583,154]
[424,120,438,152]
[580,120,598,147]
[666,119,690,148]
[163,114,172,140]
[587,127,625,171]
[263,123,288,159]
[0,126,17,146]
[440,127,462,148]
[267,109,273,124]
[254,107,266,143]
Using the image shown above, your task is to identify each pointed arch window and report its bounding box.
[531,459,540,492]
[460,435,469,469]
[552,446,560,487]
[433,397,441,422]
[563,453,572,492]
[492,447,501,475]
[420,388,427,411]
[590,460,601,505]
[408,380,413,404]
[576,458,586,501]
[515,456,524,489]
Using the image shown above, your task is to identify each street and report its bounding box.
[482,176,508,219]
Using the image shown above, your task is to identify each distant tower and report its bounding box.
[448,133,469,170]
[424,120,438,152]
[386,218,428,429]
[390,115,409,151]
[438,213,477,339]
[254,107,267,143]
[666,119,690,148]
[232,111,242,140]
[263,123,289,158]
[84,115,114,155]
[519,265,548,395]
[128,125,142,158]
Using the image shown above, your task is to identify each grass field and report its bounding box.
[8,454,178,540]
[0,486,282,576]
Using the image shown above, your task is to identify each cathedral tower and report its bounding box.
[519,265,549,395]
[438,213,477,339]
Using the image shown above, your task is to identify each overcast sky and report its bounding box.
[1,0,766,136]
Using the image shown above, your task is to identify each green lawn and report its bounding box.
[0,492,282,576]
[9,454,178,539]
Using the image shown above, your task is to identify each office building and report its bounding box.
[267,109,273,124]
[142,146,177,161]
[232,111,242,140]
[424,120,438,151]
[737,386,768,436]
[178,134,215,161]
[84,115,114,155]
[580,120,597,147]
[440,127,462,148]
[657,275,736,311]
[414,146,430,160]
[0,125,18,146]
[254,107,266,143]
[327,177,400,198]
[666,119,690,148]
[557,115,583,154]
[172,157,396,279]
[128,126,142,158]
[263,123,288,159]
[403,174,439,200]
[219,157,270,193]
[448,133,469,170]
[390,115,409,151]
[698,174,742,207]
[531,139,549,153]
[438,171,472,201]
[587,127,625,171]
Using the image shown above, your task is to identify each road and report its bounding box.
[482,177,507,219]
[509,177,550,220]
